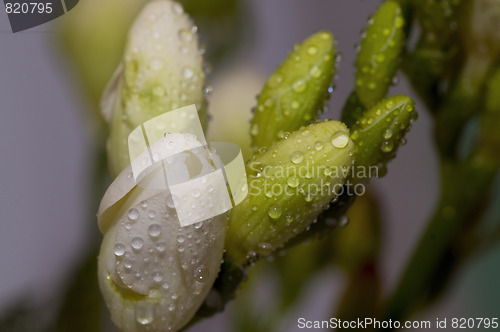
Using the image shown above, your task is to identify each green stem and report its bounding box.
[382,156,497,326]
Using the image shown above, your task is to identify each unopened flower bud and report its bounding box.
[226,121,355,265]
[250,32,337,150]
[102,0,207,178]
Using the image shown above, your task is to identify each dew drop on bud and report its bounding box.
[268,204,282,219]
[290,151,304,164]
[331,131,349,149]
[182,67,194,79]
[381,141,394,153]
[178,28,193,42]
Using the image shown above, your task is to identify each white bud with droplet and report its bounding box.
[101,0,207,178]
[97,132,226,332]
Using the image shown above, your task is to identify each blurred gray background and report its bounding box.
[1,0,499,331]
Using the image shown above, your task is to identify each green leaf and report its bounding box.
[350,95,417,182]
[226,121,355,265]
[250,31,337,151]
[355,1,405,108]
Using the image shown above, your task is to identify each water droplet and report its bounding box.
[381,141,394,153]
[307,46,318,55]
[368,82,377,90]
[192,189,200,198]
[114,243,125,256]
[310,66,322,78]
[291,100,300,109]
[335,53,344,63]
[268,204,282,219]
[152,85,165,97]
[396,17,404,28]
[136,303,154,325]
[287,176,300,188]
[386,100,395,109]
[376,54,385,63]
[290,151,304,164]
[258,243,273,255]
[172,2,183,14]
[156,242,166,252]
[383,129,393,140]
[182,67,194,79]
[177,235,185,243]
[392,75,400,86]
[124,259,132,269]
[128,208,139,221]
[331,131,349,148]
[153,272,163,283]
[131,237,144,250]
[314,141,324,151]
[304,193,313,202]
[194,266,210,282]
[148,224,161,238]
[178,28,193,42]
[149,58,164,71]
[292,80,307,93]
[250,123,259,136]
[166,195,175,208]
[338,215,349,227]
[141,201,148,209]
[148,210,156,219]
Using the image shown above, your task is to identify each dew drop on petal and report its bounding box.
[194,266,210,282]
[128,208,139,221]
[148,224,161,238]
[131,237,144,250]
[114,243,125,256]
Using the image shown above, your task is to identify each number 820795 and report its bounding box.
[5,2,53,14]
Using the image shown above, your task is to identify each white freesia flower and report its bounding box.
[97,133,227,332]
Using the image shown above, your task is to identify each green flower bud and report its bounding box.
[463,0,500,58]
[479,68,500,164]
[350,95,417,182]
[355,1,405,108]
[250,32,337,150]
[226,121,355,265]
[102,0,207,178]
[413,0,462,45]
[97,133,226,332]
